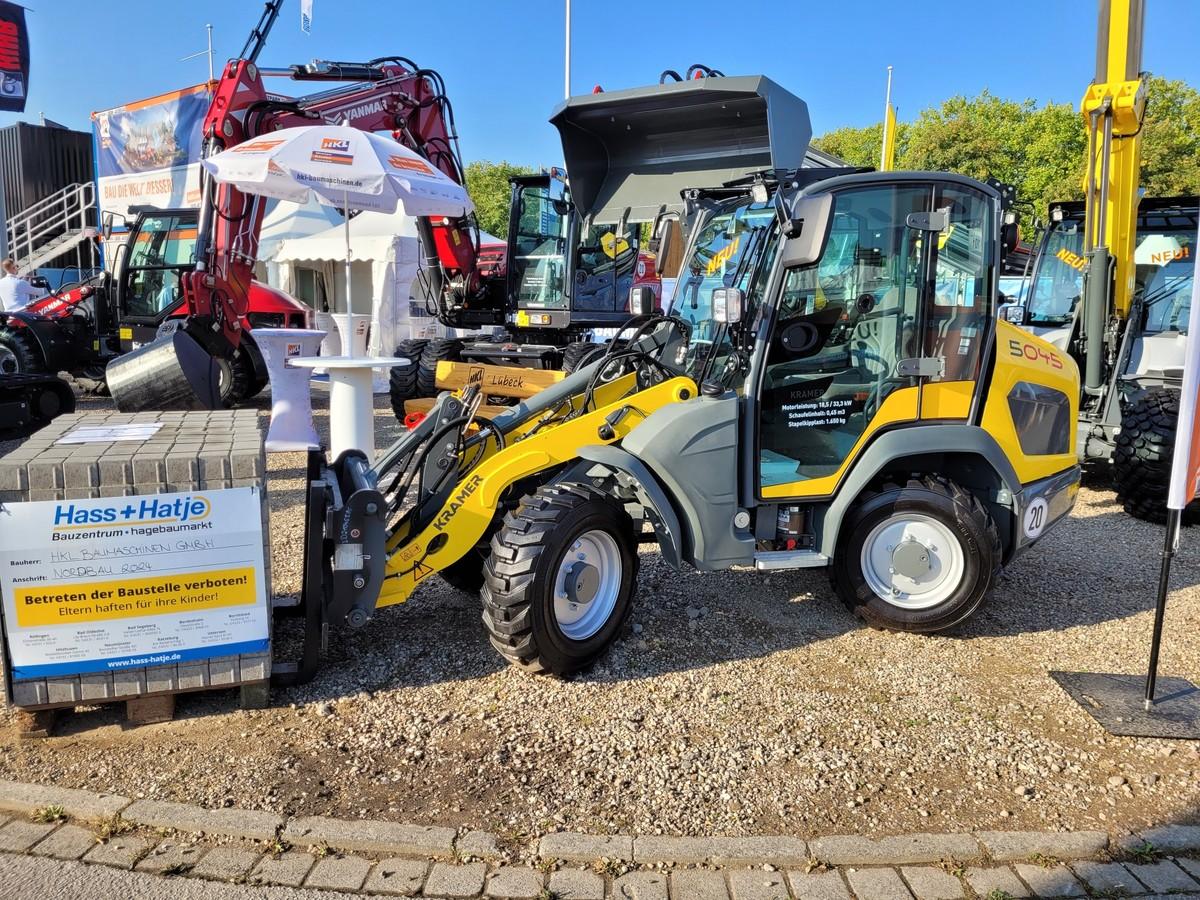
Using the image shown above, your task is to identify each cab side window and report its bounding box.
[925,186,994,381]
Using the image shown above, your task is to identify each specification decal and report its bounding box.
[0,488,268,680]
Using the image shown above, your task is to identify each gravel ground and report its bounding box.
[2,389,1200,846]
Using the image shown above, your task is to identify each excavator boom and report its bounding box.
[107,5,484,411]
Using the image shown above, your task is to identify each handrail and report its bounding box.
[5,181,96,270]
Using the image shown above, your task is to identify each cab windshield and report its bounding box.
[1137,218,1196,335]
[1027,217,1085,326]
[669,197,778,385]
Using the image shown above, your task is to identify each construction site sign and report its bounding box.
[0,488,268,680]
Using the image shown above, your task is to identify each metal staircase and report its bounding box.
[6,181,97,272]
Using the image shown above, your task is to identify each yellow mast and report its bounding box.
[1080,0,1146,388]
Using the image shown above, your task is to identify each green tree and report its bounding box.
[812,78,1198,235]
[1140,74,1200,197]
[464,160,535,237]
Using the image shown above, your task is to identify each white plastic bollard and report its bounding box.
[331,312,369,357]
[288,353,409,460]
[252,328,326,452]
[314,311,341,359]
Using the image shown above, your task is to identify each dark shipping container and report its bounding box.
[0,121,94,218]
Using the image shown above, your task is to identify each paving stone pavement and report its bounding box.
[3,779,1200,898]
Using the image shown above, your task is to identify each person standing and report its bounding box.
[0,258,43,312]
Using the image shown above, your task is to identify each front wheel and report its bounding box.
[832,475,1000,633]
[482,483,637,675]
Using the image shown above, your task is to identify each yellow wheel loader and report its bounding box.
[297,166,1081,678]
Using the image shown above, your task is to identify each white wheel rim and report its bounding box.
[0,345,17,375]
[860,513,965,610]
[553,529,622,640]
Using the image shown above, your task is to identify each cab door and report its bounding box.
[755,180,995,500]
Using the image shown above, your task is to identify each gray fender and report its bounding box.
[570,444,685,570]
[816,424,1023,560]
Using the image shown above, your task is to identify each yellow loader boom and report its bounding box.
[1080,0,1147,389]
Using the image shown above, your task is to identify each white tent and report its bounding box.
[256,197,343,289]
[270,206,442,389]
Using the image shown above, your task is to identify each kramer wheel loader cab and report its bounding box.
[312,167,1080,677]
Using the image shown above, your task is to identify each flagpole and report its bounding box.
[1145,508,1181,707]
[880,65,893,171]
[206,24,214,83]
[564,0,572,100]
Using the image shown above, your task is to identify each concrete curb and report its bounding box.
[1,777,1199,898]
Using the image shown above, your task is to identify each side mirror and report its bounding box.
[101,211,115,241]
[545,175,566,203]
[712,287,744,325]
[1001,219,1020,257]
[628,285,657,317]
[655,218,681,277]
[1000,303,1027,325]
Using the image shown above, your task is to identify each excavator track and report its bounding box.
[0,373,76,440]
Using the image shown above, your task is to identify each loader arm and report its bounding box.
[375,376,696,609]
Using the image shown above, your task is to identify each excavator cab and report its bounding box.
[104,208,225,410]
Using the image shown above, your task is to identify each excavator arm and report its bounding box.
[107,5,485,411]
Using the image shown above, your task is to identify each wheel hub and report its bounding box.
[0,346,18,375]
[891,538,932,579]
[564,561,600,605]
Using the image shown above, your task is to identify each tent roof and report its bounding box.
[259,196,343,258]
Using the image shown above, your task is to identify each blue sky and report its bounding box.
[7,0,1200,168]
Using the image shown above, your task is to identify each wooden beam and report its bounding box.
[402,397,516,419]
[434,361,563,400]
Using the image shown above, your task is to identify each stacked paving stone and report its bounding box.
[0,410,271,711]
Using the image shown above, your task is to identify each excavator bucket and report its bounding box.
[106,329,223,412]
[550,74,818,225]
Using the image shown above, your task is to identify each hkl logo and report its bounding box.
[320,137,351,152]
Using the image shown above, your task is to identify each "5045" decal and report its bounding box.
[1008,339,1064,370]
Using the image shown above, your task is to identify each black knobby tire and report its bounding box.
[832,475,1001,633]
[561,341,596,374]
[389,338,429,419]
[1112,387,1198,524]
[217,349,256,408]
[482,482,638,675]
[0,326,45,376]
[417,337,464,397]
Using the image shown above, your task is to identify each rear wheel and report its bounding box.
[388,338,428,419]
[217,349,256,407]
[0,327,45,375]
[482,482,637,675]
[1113,387,1198,524]
[833,475,1000,633]
[418,338,463,397]
[561,341,597,374]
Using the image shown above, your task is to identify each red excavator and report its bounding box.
[106,0,497,410]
